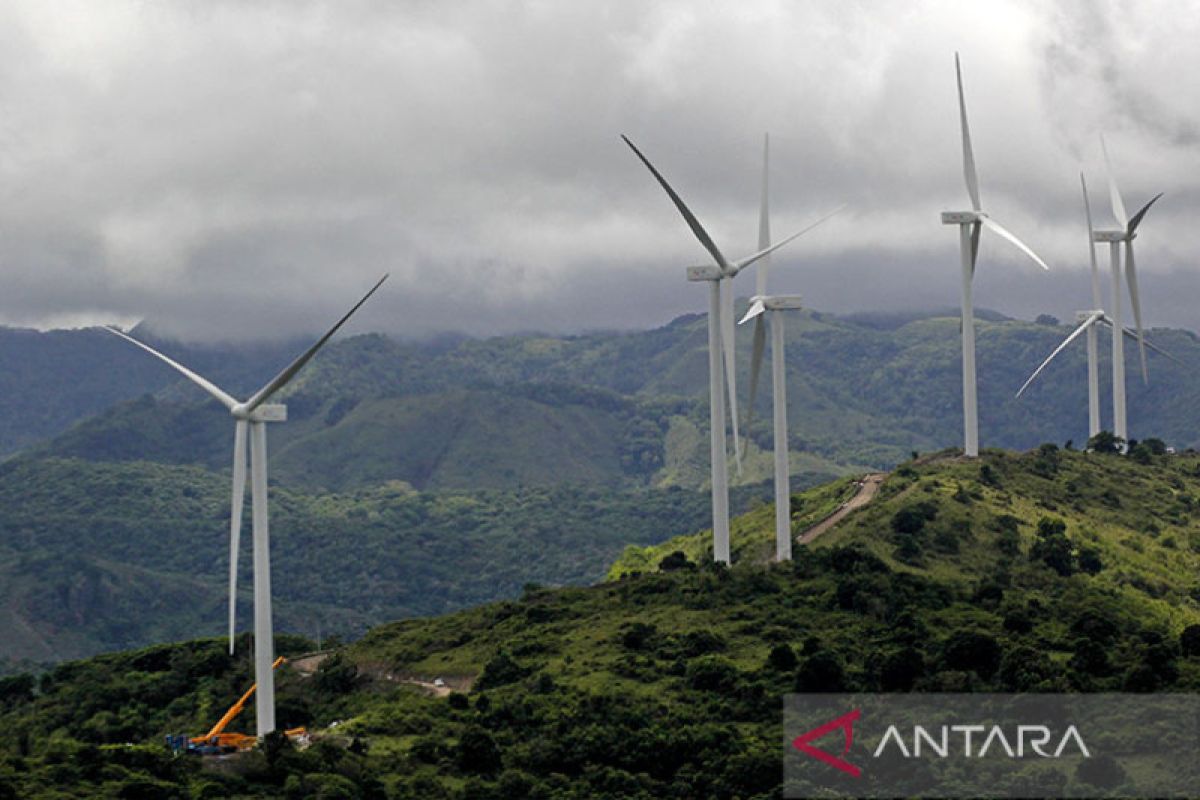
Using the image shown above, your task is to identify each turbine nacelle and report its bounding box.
[1076,309,1105,323]
[686,265,723,282]
[940,211,983,224]
[232,403,287,423]
[1092,229,1128,243]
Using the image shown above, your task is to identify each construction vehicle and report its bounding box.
[166,656,307,755]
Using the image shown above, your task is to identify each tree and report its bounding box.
[795,651,846,692]
[1087,431,1124,454]
[1077,546,1103,575]
[880,648,925,691]
[1030,517,1075,576]
[457,726,502,774]
[1180,624,1200,658]
[1035,314,1060,326]
[941,631,1001,679]
[766,644,798,672]
[658,551,692,572]
[477,651,529,690]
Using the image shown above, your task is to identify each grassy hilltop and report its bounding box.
[1,447,1199,797]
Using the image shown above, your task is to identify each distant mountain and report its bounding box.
[0,325,306,457]
[3,308,1199,670]
[2,449,1199,798]
[15,308,1200,492]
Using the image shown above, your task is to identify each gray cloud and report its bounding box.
[0,0,1196,341]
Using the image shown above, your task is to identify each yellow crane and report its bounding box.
[167,656,307,754]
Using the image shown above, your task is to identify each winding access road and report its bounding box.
[797,473,886,545]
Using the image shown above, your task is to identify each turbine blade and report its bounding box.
[1097,316,1182,365]
[956,53,981,211]
[102,327,238,410]
[738,298,766,325]
[757,133,771,297]
[980,216,1050,271]
[244,274,388,412]
[745,314,767,434]
[1126,192,1163,236]
[1137,332,1182,364]
[1100,134,1128,229]
[734,204,845,271]
[969,220,981,278]
[720,279,741,474]
[1015,312,1103,398]
[1124,241,1149,383]
[228,420,248,654]
[621,135,731,272]
[1081,172,1102,309]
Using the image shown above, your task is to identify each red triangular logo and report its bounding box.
[791,708,862,778]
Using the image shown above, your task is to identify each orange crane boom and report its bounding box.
[194,655,287,743]
[177,656,305,753]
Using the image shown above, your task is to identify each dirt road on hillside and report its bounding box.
[797,473,886,544]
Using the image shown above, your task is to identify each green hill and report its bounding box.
[9,309,1200,493]
[1,449,1199,797]
[0,326,306,459]
[0,456,833,670]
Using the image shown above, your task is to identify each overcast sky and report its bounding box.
[1,0,1197,341]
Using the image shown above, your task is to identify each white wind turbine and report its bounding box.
[941,53,1050,457]
[103,275,387,737]
[1015,173,1174,437]
[1090,135,1163,445]
[623,134,837,563]
[738,134,839,562]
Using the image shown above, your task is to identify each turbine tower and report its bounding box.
[739,134,839,562]
[1015,174,1175,436]
[623,135,834,563]
[941,53,1050,457]
[104,275,387,737]
[1092,135,1163,445]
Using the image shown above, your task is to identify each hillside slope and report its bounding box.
[0,450,1199,797]
[7,309,1200,489]
[0,456,827,670]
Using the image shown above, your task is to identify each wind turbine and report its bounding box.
[1091,135,1163,445]
[1015,173,1175,438]
[103,275,387,737]
[738,134,839,562]
[622,134,835,563]
[941,53,1050,457]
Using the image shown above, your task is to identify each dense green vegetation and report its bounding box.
[0,326,305,458]
[1,450,1199,797]
[8,308,1200,487]
[0,457,826,671]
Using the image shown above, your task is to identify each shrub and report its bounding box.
[1087,431,1124,454]
[879,648,924,691]
[1030,517,1075,576]
[795,651,845,692]
[891,502,937,536]
[457,726,502,774]
[766,644,798,672]
[1077,546,1103,575]
[940,631,1001,679]
[1180,625,1200,658]
[686,656,739,693]
[476,651,530,690]
[658,551,692,572]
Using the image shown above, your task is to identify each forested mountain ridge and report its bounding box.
[8,308,1199,492]
[1,449,1199,798]
[0,456,809,672]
